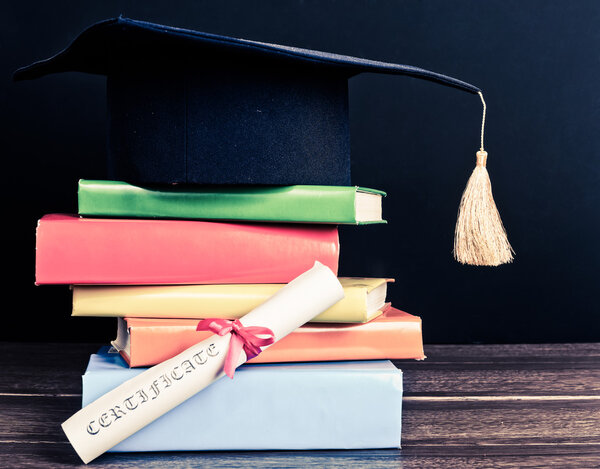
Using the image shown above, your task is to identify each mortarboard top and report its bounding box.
[14,16,480,186]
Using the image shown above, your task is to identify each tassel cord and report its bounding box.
[479,91,486,152]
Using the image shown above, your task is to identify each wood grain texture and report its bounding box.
[3,443,600,469]
[395,342,600,396]
[0,342,598,468]
[0,342,99,394]
[420,343,600,359]
[402,398,600,445]
[2,443,600,469]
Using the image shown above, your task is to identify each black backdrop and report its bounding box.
[2,0,599,343]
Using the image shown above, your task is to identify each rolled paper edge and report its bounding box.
[61,421,89,464]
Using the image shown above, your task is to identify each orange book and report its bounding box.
[112,305,425,367]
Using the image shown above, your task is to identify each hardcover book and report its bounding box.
[83,349,403,451]
[78,180,386,224]
[35,214,339,285]
[111,306,425,367]
[72,278,391,323]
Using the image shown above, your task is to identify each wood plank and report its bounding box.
[0,396,77,443]
[396,343,600,396]
[418,343,600,360]
[2,342,598,395]
[401,398,600,445]
[398,367,600,396]
[1,442,599,468]
[2,395,598,448]
[1,342,597,367]
[6,365,595,396]
[0,342,100,394]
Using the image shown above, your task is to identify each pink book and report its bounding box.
[35,214,339,285]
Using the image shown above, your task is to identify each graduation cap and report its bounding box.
[14,17,513,266]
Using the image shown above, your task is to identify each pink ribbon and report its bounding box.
[196,318,275,378]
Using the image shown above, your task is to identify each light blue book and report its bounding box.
[82,348,403,451]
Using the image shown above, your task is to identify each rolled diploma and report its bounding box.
[62,261,344,464]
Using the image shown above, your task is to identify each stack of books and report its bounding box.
[35,179,425,451]
[17,16,487,456]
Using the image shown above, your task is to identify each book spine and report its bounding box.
[78,180,359,223]
[82,358,402,451]
[35,214,339,285]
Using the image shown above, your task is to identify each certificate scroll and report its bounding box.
[62,261,344,463]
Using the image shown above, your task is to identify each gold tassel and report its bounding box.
[453,92,514,266]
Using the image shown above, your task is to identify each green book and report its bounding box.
[78,180,386,224]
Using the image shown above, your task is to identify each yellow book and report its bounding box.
[71,278,392,323]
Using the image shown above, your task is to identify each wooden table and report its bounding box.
[1,343,598,468]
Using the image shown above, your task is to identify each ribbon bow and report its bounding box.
[196,318,275,378]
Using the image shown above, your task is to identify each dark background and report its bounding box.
[2,1,599,343]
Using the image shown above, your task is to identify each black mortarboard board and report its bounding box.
[14,17,480,186]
